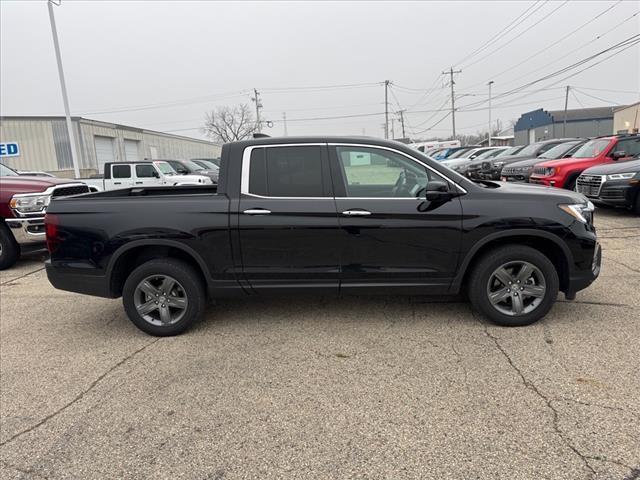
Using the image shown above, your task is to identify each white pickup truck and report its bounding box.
[80,161,213,191]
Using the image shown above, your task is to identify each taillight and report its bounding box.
[45,213,59,253]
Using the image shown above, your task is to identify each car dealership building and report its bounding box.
[0,116,221,177]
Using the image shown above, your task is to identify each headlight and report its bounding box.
[558,202,595,224]
[493,161,505,168]
[541,167,556,176]
[606,172,636,180]
[9,194,51,214]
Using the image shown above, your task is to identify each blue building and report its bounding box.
[514,106,615,145]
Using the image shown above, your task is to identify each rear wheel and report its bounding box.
[634,192,640,215]
[0,223,20,270]
[468,245,559,326]
[122,258,206,336]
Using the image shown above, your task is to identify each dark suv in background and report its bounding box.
[165,159,219,184]
[577,156,640,214]
[500,140,586,183]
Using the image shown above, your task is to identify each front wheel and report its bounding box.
[122,258,206,336]
[468,245,559,327]
[0,223,20,270]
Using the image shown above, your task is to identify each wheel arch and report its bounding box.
[451,230,574,294]
[107,240,210,297]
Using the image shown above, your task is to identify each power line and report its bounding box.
[463,1,570,70]
[260,82,383,92]
[464,0,623,89]
[572,88,622,105]
[574,86,640,95]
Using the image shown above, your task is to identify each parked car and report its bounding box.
[442,147,508,173]
[464,145,527,178]
[80,161,212,191]
[500,140,586,183]
[191,157,221,167]
[530,134,640,190]
[0,163,90,269]
[432,146,470,160]
[45,136,600,336]
[576,157,640,213]
[166,159,219,184]
[470,138,580,181]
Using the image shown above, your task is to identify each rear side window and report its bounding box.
[615,138,640,156]
[136,164,156,178]
[248,146,325,197]
[112,164,131,179]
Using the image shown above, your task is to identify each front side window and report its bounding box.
[136,164,156,178]
[112,164,131,179]
[572,139,611,158]
[336,146,435,198]
[248,146,325,197]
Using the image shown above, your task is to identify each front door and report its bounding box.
[238,144,341,293]
[329,144,463,294]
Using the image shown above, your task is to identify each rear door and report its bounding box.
[237,144,341,293]
[329,143,463,294]
[107,163,135,189]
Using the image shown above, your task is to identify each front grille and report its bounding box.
[51,184,90,198]
[576,175,604,197]
[532,166,547,176]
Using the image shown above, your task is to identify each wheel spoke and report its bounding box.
[159,306,172,324]
[511,294,524,315]
[139,280,159,297]
[160,277,176,295]
[516,264,535,283]
[489,288,511,305]
[137,300,158,315]
[493,268,513,286]
[169,297,187,309]
[521,284,545,298]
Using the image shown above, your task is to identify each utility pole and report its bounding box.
[397,110,406,138]
[488,80,494,147]
[442,67,462,140]
[391,118,396,139]
[384,80,391,139]
[282,112,288,136]
[563,85,570,137]
[48,0,80,178]
[252,88,263,132]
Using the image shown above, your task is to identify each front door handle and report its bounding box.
[342,209,371,216]
[243,208,271,215]
[135,181,143,184]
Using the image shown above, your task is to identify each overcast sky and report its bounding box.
[1,0,638,142]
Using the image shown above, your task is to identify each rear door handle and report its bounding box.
[342,209,371,216]
[113,182,122,185]
[243,208,271,215]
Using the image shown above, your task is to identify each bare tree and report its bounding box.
[203,104,258,143]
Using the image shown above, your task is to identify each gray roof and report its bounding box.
[548,106,616,122]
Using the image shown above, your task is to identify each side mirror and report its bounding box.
[611,150,626,160]
[425,180,451,201]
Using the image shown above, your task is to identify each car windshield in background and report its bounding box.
[0,163,19,176]
[571,139,611,158]
[475,149,502,160]
[182,160,205,171]
[447,149,472,159]
[192,160,219,170]
[494,146,523,157]
[154,162,176,174]
[515,143,541,156]
[538,141,580,159]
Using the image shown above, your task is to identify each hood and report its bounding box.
[489,180,586,203]
[0,176,79,194]
[171,174,212,184]
[501,157,545,169]
[441,158,469,168]
[582,158,640,175]
[492,155,537,166]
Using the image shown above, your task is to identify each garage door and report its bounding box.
[124,139,140,161]
[94,136,115,170]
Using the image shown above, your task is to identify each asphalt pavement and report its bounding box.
[1,208,638,480]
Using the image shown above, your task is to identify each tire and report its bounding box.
[122,258,206,336]
[634,192,640,215]
[468,245,559,327]
[564,177,577,191]
[0,223,20,270]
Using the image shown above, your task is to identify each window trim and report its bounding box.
[240,142,468,199]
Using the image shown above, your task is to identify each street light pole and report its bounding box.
[48,0,81,178]
[488,81,494,147]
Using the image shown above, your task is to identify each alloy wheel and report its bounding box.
[133,274,188,326]
[486,261,546,316]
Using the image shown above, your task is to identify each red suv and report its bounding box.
[530,134,640,190]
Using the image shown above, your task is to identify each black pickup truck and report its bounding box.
[45,136,601,336]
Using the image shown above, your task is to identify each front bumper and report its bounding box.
[567,241,601,297]
[596,183,638,207]
[5,217,46,247]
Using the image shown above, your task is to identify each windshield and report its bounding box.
[494,146,523,157]
[571,139,611,159]
[181,160,205,171]
[447,148,472,159]
[515,143,542,156]
[193,159,218,170]
[154,162,176,174]
[475,149,503,160]
[0,163,19,176]
[538,141,580,160]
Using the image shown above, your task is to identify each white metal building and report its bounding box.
[0,116,221,177]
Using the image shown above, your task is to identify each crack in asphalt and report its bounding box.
[0,459,50,479]
[0,267,45,286]
[473,312,597,478]
[554,397,640,421]
[606,257,640,275]
[557,299,632,308]
[0,338,160,448]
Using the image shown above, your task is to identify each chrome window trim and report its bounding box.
[240,142,468,199]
